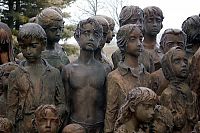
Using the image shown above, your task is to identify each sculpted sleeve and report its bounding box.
[104,74,120,133]
[54,69,66,118]
[7,71,18,124]
[186,91,198,125]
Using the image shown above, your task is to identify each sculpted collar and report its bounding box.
[19,58,52,73]
[118,61,146,77]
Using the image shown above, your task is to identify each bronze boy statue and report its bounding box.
[36,8,70,71]
[92,15,113,74]
[160,47,198,133]
[7,23,65,133]
[143,6,164,70]
[62,18,106,133]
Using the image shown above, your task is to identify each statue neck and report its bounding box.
[124,54,139,68]
[46,41,56,50]
[143,33,157,49]
[78,49,95,64]
[94,48,102,61]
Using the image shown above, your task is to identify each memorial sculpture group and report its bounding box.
[0,5,200,133]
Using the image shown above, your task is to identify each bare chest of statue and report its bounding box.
[68,63,106,123]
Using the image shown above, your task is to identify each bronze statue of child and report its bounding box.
[104,24,151,133]
[62,18,106,133]
[7,23,65,133]
[150,28,187,95]
[92,15,113,74]
[143,6,164,70]
[182,15,200,62]
[36,8,70,71]
[0,22,14,64]
[111,6,155,73]
[114,87,158,133]
[160,46,198,133]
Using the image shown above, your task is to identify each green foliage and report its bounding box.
[0,0,75,29]
[62,44,79,56]
[62,24,76,41]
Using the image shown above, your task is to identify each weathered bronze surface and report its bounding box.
[7,23,65,133]
[160,47,198,133]
[62,18,106,133]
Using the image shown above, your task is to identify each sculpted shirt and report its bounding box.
[160,83,198,133]
[42,49,70,71]
[111,49,155,73]
[144,45,163,71]
[7,59,65,132]
[104,62,150,133]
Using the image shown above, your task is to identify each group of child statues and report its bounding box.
[0,4,200,133]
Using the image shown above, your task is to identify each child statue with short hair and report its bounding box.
[7,23,65,133]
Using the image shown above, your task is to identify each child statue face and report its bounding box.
[171,50,189,79]
[35,109,59,133]
[78,23,101,51]
[162,34,185,54]
[19,38,45,63]
[126,27,143,57]
[144,15,163,35]
[45,20,63,43]
[134,100,156,123]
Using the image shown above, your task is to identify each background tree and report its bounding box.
[0,0,75,34]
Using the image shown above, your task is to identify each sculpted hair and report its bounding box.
[154,105,174,132]
[114,87,157,131]
[17,23,47,46]
[0,22,12,45]
[74,17,103,41]
[119,5,143,27]
[143,6,164,20]
[91,16,109,34]
[62,124,85,133]
[182,15,200,44]
[97,15,115,30]
[34,104,58,121]
[0,117,13,132]
[161,46,185,81]
[117,24,142,61]
[36,8,63,29]
[160,28,187,52]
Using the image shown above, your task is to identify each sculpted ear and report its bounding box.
[129,101,135,112]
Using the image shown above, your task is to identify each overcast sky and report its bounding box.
[64,0,200,44]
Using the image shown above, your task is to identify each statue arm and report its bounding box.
[104,74,120,133]
[6,71,19,125]
[55,69,66,120]
[61,66,71,122]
